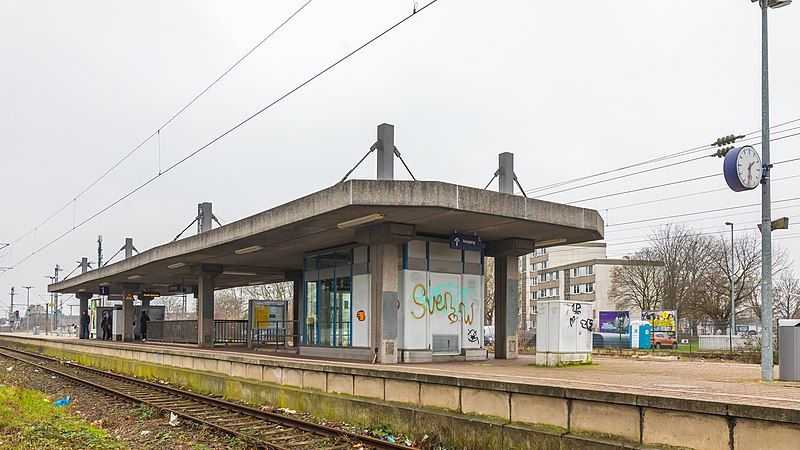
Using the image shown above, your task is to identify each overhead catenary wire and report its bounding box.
[604,202,800,235]
[548,130,800,202]
[0,0,441,274]
[525,118,800,196]
[606,196,800,228]
[602,173,800,212]
[566,150,800,206]
[0,0,316,257]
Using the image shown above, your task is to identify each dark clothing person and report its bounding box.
[140,311,150,341]
[106,315,113,340]
[79,312,90,339]
[100,313,109,340]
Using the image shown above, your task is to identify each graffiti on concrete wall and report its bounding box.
[410,283,476,325]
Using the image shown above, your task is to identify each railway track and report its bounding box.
[0,344,414,450]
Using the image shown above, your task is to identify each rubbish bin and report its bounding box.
[778,319,800,381]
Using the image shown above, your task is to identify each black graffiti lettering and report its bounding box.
[571,303,582,314]
[467,329,478,343]
[580,318,594,331]
[569,315,577,327]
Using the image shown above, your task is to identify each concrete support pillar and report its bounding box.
[124,238,134,259]
[77,292,92,316]
[77,292,92,339]
[498,152,514,194]
[494,255,519,359]
[121,286,137,342]
[370,243,399,364]
[376,123,394,181]
[80,257,89,274]
[486,238,534,360]
[287,271,303,348]
[198,202,213,233]
[197,271,217,348]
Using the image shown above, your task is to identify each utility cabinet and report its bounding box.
[535,300,593,366]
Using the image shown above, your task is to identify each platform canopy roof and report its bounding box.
[49,180,604,295]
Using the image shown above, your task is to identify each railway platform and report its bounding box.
[2,332,799,449]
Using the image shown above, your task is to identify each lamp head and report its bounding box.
[753,0,793,8]
[725,222,733,226]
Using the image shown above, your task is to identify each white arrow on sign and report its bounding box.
[454,237,460,246]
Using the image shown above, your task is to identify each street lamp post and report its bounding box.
[22,286,32,333]
[754,0,791,382]
[725,222,735,355]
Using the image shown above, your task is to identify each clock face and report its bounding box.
[723,146,762,192]
[736,146,762,189]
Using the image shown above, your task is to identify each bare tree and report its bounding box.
[774,271,800,320]
[242,282,293,301]
[649,224,715,316]
[697,233,768,330]
[609,248,663,313]
[748,270,800,321]
[151,295,189,320]
[215,288,248,320]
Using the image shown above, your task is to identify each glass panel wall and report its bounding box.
[318,278,335,346]
[335,276,351,346]
[302,248,355,347]
[304,281,317,345]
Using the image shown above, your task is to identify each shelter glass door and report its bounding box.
[318,278,335,346]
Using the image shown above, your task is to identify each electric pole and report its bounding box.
[97,235,103,268]
[23,286,32,333]
[45,264,62,333]
[9,287,15,331]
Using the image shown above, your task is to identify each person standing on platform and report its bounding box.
[106,313,113,340]
[140,310,150,341]
[79,311,90,339]
[100,311,109,340]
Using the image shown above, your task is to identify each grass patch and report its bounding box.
[0,385,125,449]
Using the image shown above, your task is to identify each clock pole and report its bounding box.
[759,0,774,382]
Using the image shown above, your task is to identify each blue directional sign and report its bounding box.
[449,233,484,251]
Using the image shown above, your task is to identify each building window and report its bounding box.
[588,265,594,275]
[572,285,580,294]
[585,283,595,293]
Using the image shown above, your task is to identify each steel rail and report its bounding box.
[0,344,413,450]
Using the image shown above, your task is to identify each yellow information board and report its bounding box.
[254,304,270,329]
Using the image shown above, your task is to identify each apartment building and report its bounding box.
[518,243,661,330]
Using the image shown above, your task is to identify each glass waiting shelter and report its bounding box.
[302,247,369,347]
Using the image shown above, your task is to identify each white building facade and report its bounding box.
[519,243,660,330]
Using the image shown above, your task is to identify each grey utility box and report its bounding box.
[779,319,800,381]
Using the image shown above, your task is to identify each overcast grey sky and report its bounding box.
[1,0,798,313]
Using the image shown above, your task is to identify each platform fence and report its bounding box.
[249,319,299,353]
[148,319,252,345]
[214,320,247,345]
[148,320,197,344]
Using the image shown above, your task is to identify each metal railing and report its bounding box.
[145,319,296,349]
[148,320,198,344]
[214,320,247,345]
[249,319,299,353]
